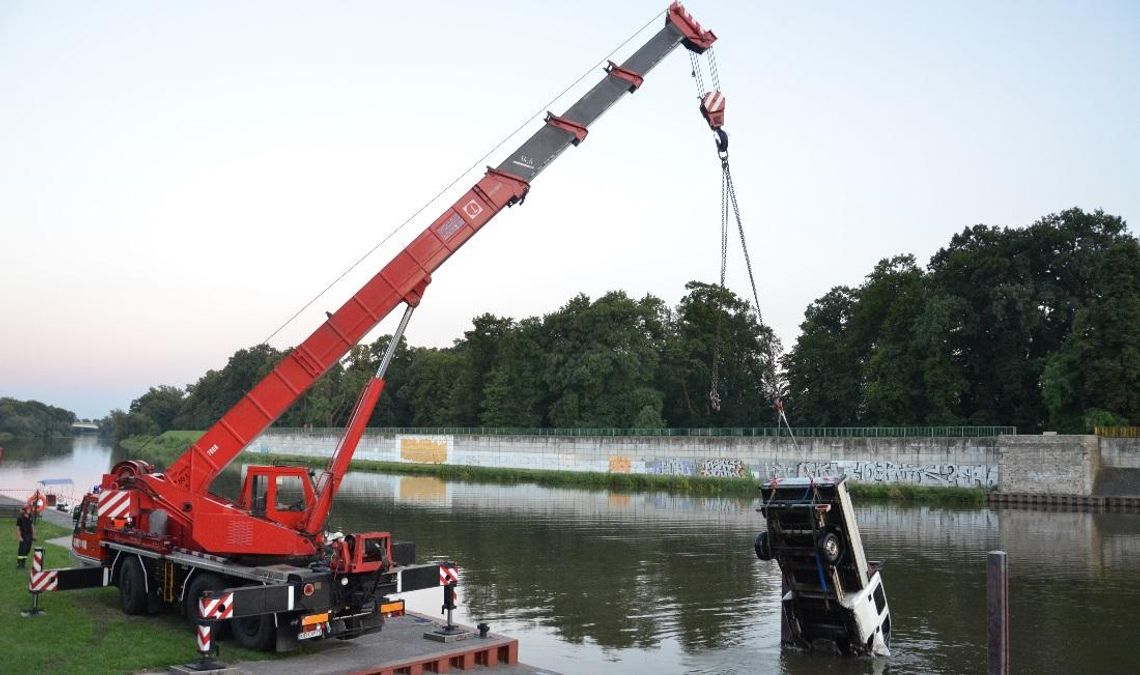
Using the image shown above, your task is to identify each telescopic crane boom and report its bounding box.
[109,2,721,559]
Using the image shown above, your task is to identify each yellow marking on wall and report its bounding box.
[398,476,447,503]
[400,438,449,464]
[608,455,631,474]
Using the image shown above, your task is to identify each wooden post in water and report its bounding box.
[987,550,1009,675]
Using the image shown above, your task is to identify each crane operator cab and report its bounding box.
[238,465,316,530]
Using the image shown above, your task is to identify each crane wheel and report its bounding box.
[119,557,149,615]
[233,613,276,651]
[183,572,232,638]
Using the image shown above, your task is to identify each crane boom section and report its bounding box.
[165,2,717,498]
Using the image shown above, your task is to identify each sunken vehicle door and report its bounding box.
[753,476,891,657]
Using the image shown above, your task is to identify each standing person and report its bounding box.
[16,505,34,569]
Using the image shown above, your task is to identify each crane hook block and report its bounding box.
[715,128,729,156]
[701,90,726,130]
[667,1,717,54]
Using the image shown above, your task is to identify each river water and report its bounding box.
[3,438,1139,674]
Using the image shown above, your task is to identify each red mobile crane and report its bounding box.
[51,2,723,652]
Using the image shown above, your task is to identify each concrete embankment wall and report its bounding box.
[251,430,1002,489]
[251,430,1140,496]
[1095,437,1140,497]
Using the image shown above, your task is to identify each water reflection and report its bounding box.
[4,441,1140,673]
[0,436,113,502]
[325,475,1140,675]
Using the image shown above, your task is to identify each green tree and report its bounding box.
[0,397,76,438]
[174,344,283,429]
[447,314,513,426]
[403,347,466,426]
[543,292,667,428]
[481,318,549,427]
[782,287,862,426]
[127,385,187,434]
[663,282,775,427]
[1043,237,1140,430]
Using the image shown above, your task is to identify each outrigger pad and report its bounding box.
[755,477,891,658]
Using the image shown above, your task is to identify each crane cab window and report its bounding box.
[275,475,307,512]
[75,498,98,534]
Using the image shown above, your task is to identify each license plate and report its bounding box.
[298,628,323,640]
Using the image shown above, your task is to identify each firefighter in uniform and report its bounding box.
[16,505,34,569]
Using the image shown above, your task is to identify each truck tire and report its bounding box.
[183,572,223,619]
[233,613,276,651]
[817,531,843,565]
[753,531,772,561]
[119,557,148,615]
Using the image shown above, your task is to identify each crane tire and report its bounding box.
[233,613,276,651]
[182,572,232,637]
[119,557,148,616]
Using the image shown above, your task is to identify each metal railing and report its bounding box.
[1095,426,1140,438]
[273,425,1016,439]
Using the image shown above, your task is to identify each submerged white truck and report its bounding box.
[753,476,891,657]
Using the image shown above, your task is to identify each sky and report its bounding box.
[1,1,1137,419]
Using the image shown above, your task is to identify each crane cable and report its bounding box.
[261,8,668,347]
[690,50,798,446]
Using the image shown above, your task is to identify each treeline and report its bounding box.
[113,207,1138,439]
[784,208,1139,432]
[110,281,779,438]
[0,397,76,440]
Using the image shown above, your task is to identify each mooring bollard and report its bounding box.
[987,550,1009,675]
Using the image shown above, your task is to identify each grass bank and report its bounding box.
[0,520,276,674]
[122,432,986,505]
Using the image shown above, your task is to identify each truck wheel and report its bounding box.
[233,613,276,651]
[183,573,223,619]
[817,531,843,565]
[119,557,148,615]
[753,531,772,561]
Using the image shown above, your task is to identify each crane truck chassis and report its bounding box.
[31,1,725,654]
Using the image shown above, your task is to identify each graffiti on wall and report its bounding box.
[645,458,696,477]
[760,460,997,488]
[698,458,747,478]
[608,455,631,473]
[644,457,747,478]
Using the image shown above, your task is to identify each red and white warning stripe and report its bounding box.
[32,547,43,573]
[196,625,212,653]
[199,592,234,620]
[98,490,132,519]
[702,90,725,115]
[439,565,459,585]
[29,570,58,593]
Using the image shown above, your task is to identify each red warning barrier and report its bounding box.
[29,570,58,593]
[200,591,234,620]
[196,624,212,654]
